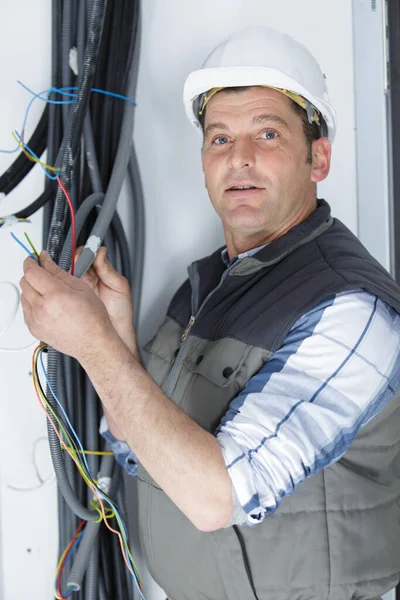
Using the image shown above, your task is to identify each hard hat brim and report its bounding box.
[183,66,336,142]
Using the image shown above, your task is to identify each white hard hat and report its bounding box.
[183,26,337,142]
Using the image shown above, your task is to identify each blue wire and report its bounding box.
[13,130,60,180]
[39,348,92,475]
[57,85,137,105]
[92,87,136,105]
[38,347,146,599]
[0,86,73,155]
[19,80,137,105]
[17,81,75,105]
[1,82,136,156]
[55,531,83,597]
[9,232,39,263]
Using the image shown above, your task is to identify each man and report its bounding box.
[20,26,400,600]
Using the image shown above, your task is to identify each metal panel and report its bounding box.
[388,0,400,286]
[352,0,392,272]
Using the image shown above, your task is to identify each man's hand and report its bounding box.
[20,251,117,362]
[76,246,138,356]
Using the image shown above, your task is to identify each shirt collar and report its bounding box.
[221,244,268,267]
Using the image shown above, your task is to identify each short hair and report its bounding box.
[199,86,322,164]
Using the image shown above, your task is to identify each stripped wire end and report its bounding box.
[10,231,39,263]
[24,232,40,259]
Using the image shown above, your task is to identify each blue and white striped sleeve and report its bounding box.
[99,415,138,477]
[216,290,400,527]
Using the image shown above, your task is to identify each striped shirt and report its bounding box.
[101,249,400,527]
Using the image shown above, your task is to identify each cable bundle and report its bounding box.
[0,0,145,597]
[33,344,145,600]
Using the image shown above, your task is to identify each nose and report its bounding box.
[227,136,256,171]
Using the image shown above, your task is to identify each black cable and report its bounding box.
[43,0,62,248]
[14,183,55,219]
[46,0,107,262]
[0,106,48,195]
[37,1,143,597]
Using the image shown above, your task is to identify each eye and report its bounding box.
[261,130,279,141]
[212,135,229,145]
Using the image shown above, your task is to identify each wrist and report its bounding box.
[78,321,123,370]
[113,321,139,358]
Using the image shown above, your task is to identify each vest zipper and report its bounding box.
[164,266,233,397]
[181,316,196,341]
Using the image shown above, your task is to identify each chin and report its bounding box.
[225,209,266,229]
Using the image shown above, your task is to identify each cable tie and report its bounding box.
[69,47,78,76]
[96,475,111,495]
[0,215,18,229]
[84,234,101,255]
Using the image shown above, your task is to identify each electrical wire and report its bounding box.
[9,232,39,263]
[56,177,76,275]
[55,521,86,599]
[1,2,144,597]
[0,282,20,336]
[33,345,145,598]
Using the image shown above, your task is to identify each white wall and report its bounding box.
[0,1,393,599]
[135,0,358,349]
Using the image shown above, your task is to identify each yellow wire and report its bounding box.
[0,218,29,222]
[33,346,143,589]
[11,131,60,173]
[62,447,114,456]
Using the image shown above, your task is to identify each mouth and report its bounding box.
[225,184,264,198]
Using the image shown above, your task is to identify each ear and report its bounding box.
[311,137,331,183]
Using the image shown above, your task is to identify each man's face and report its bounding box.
[201,86,331,243]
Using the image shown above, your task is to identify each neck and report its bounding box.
[224,197,317,260]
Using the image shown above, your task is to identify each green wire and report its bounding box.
[24,232,40,258]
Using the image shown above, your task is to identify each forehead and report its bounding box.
[204,86,295,125]
[206,86,291,116]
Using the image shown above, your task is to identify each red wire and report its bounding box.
[56,520,86,599]
[56,177,76,276]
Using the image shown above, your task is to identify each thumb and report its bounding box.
[92,248,128,293]
[39,250,74,283]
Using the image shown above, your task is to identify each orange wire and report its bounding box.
[56,177,76,276]
[31,345,136,577]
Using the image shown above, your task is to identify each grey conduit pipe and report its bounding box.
[46,190,125,521]
[73,23,139,279]
[67,454,115,590]
[45,0,108,519]
[46,0,107,262]
[45,193,106,521]
[46,349,99,521]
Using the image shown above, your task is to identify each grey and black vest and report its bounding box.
[137,200,400,600]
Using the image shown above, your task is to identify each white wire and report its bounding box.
[0,282,20,336]
[0,281,39,351]
[6,437,56,492]
[0,339,39,352]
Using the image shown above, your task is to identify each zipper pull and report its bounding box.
[181,316,195,341]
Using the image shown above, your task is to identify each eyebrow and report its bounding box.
[204,114,290,138]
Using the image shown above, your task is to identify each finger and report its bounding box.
[39,251,83,291]
[23,257,55,294]
[20,276,42,305]
[74,246,85,262]
[20,293,33,325]
[81,265,99,290]
[24,253,73,295]
[92,246,108,270]
[92,248,129,293]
